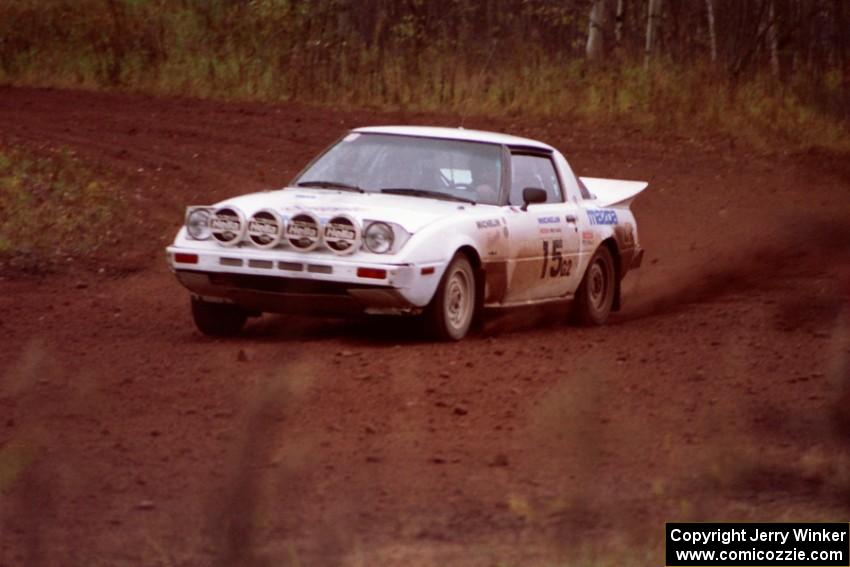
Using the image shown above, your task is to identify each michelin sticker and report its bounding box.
[476,219,501,229]
[537,216,561,225]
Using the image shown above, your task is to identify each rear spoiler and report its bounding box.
[579,177,648,208]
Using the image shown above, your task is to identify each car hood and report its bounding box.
[217,187,477,233]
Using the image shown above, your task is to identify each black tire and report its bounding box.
[572,245,615,326]
[191,297,248,337]
[422,254,477,341]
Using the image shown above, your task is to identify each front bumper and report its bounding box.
[166,246,442,315]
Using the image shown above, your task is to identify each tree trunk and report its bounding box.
[837,0,850,119]
[837,2,848,80]
[586,0,607,60]
[767,0,781,77]
[615,0,625,47]
[645,0,663,70]
[705,0,717,63]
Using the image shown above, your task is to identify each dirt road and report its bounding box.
[1,87,849,566]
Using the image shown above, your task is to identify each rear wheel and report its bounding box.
[422,254,476,341]
[572,245,615,326]
[191,297,248,337]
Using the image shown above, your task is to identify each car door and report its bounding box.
[502,151,583,303]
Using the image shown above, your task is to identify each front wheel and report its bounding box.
[422,254,477,341]
[572,245,615,326]
[191,297,249,337]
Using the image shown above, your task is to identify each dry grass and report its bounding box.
[0,145,124,272]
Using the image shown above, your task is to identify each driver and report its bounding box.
[412,153,440,190]
[469,157,499,204]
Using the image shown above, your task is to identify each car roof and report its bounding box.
[352,125,554,151]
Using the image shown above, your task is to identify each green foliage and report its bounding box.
[0,0,847,151]
[0,441,33,493]
[0,146,123,268]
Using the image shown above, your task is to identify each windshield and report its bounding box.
[293,133,503,205]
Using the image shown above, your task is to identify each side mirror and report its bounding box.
[521,187,547,211]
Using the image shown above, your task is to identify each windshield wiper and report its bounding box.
[295,180,364,193]
[379,188,476,205]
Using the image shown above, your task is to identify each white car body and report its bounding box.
[166,126,646,335]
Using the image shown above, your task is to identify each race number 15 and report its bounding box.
[541,239,572,278]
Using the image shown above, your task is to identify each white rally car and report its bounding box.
[166,126,646,340]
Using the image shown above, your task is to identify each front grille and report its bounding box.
[201,271,375,295]
[278,261,304,271]
[248,259,274,269]
[307,264,333,274]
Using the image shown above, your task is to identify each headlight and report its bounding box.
[186,208,212,240]
[363,221,394,254]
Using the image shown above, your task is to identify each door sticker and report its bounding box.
[540,239,573,278]
[587,209,618,225]
[538,216,563,235]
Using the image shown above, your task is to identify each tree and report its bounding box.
[615,0,625,47]
[705,0,717,64]
[586,0,608,60]
[645,0,663,69]
[767,0,780,77]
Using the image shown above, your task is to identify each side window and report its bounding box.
[577,176,593,199]
[509,154,563,206]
